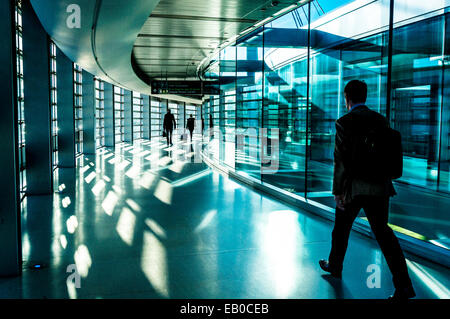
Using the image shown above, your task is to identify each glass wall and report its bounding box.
[388,1,450,243]
[262,8,309,193]
[235,30,264,179]
[209,95,220,161]
[150,97,162,139]
[202,0,450,250]
[219,46,237,168]
[114,86,124,144]
[307,0,390,201]
[50,42,58,170]
[95,78,105,148]
[73,64,83,156]
[168,101,180,138]
[133,92,143,140]
[15,0,26,197]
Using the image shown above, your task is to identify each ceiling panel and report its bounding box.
[133,0,301,81]
[139,19,251,38]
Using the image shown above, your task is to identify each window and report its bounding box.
[95,78,105,148]
[74,64,83,156]
[151,98,162,138]
[133,92,143,140]
[170,101,184,130]
[50,42,58,170]
[169,102,179,127]
[201,0,450,250]
[114,86,125,143]
[185,104,196,119]
[15,0,26,197]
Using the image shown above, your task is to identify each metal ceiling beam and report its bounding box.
[134,45,211,50]
[149,13,258,23]
[137,34,227,41]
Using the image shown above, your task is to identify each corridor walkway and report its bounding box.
[0,137,449,299]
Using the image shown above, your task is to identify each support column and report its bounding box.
[104,82,114,147]
[82,71,95,154]
[124,89,133,143]
[22,0,52,195]
[0,0,21,277]
[143,95,150,140]
[56,48,75,168]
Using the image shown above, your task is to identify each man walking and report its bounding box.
[186,114,195,141]
[319,80,415,300]
[163,109,176,146]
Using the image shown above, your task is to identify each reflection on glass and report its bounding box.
[201,0,450,249]
[262,7,309,193]
[235,28,264,180]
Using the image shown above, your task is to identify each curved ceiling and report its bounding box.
[132,0,301,81]
[30,0,160,94]
[30,0,304,104]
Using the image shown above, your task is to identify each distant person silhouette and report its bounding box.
[163,109,176,146]
[209,114,214,141]
[201,116,205,133]
[319,80,415,300]
[186,115,195,141]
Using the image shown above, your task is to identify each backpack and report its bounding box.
[351,125,403,181]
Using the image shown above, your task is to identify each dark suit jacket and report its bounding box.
[186,118,195,131]
[163,113,176,131]
[332,105,396,202]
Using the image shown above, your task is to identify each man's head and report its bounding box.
[168,109,171,114]
[190,114,193,118]
[344,80,367,110]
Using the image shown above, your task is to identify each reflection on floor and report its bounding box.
[220,139,450,245]
[1,137,449,299]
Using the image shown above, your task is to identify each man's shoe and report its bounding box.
[388,286,416,300]
[319,259,342,279]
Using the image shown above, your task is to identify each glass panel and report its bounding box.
[114,86,125,144]
[441,14,450,197]
[388,7,450,245]
[199,0,450,250]
[390,16,442,190]
[235,28,264,180]
[50,42,58,170]
[133,92,143,141]
[151,98,162,138]
[219,46,236,168]
[74,64,83,155]
[95,78,105,148]
[262,6,309,193]
[15,0,26,196]
[307,0,390,207]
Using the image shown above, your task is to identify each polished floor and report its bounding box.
[208,139,450,246]
[0,136,449,299]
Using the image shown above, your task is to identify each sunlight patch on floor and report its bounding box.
[154,180,173,205]
[102,191,119,216]
[116,207,136,246]
[141,230,169,298]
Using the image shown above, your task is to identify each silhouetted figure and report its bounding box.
[163,109,176,146]
[186,115,195,141]
[201,117,205,133]
[209,114,214,140]
[319,80,415,300]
